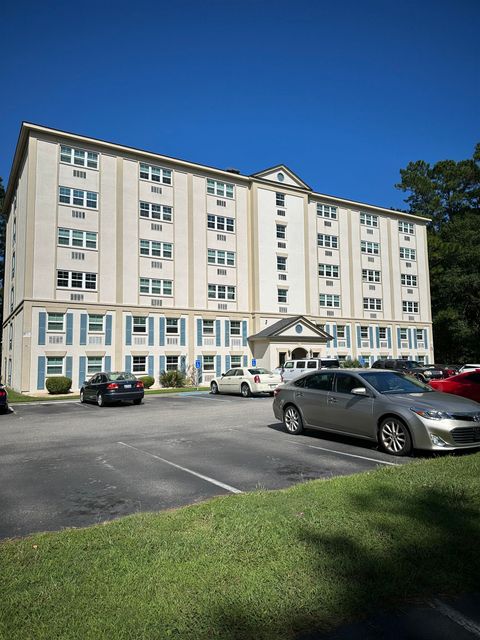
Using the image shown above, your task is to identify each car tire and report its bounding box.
[241,383,251,398]
[80,389,85,403]
[211,382,219,395]
[378,417,412,456]
[269,391,275,397]
[133,398,142,405]
[283,405,304,435]
[97,393,105,408]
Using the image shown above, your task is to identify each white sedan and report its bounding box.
[210,367,282,397]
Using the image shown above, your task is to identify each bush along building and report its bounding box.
[2,123,433,392]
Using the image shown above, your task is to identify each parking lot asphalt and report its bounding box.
[0,393,410,539]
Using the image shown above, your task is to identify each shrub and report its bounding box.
[159,370,186,388]
[138,375,155,389]
[341,358,365,369]
[45,376,72,394]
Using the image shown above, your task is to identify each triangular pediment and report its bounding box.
[250,316,332,341]
[251,165,311,190]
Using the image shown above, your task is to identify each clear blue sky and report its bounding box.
[1,0,479,209]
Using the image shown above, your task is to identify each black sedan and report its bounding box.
[0,384,8,413]
[80,372,144,407]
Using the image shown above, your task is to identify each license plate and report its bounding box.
[270,384,277,388]
[124,384,132,389]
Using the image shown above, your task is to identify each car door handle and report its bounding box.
[295,391,303,397]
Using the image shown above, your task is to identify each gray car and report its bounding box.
[273,369,480,456]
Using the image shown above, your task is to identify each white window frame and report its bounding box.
[416,328,424,341]
[139,239,173,259]
[59,186,97,209]
[132,356,147,374]
[361,241,380,255]
[58,228,97,250]
[202,320,215,335]
[398,221,415,234]
[166,355,179,371]
[133,317,147,333]
[87,356,103,375]
[403,301,419,313]
[360,212,378,227]
[276,224,286,240]
[277,256,287,272]
[379,327,387,340]
[202,355,215,372]
[46,356,64,376]
[400,328,408,340]
[277,288,288,303]
[207,249,236,266]
[317,204,337,219]
[139,163,172,185]
[230,355,242,368]
[275,192,285,207]
[166,318,179,335]
[88,314,104,333]
[317,234,338,249]
[362,269,381,283]
[337,325,346,338]
[56,270,97,290]
[401,274,418,287]
[400,247,416,260]
[360,326,369,339]
[206,179,234,199]
[230,320,241,336]
[47,313,65,332]
[60,145,98,169]
[319,264,339,278]
[139,278,173,296]
[139,201,173,222]
[207,284,236,300]
[363,298,382,311]
[319,294,340,308]
[207,214,235,232]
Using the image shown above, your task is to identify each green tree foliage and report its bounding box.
[396,144,480,362]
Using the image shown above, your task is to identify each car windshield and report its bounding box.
[359,371,434,394]
[402,361,422,369]
[108,372,136,381]
[248,368,272,375]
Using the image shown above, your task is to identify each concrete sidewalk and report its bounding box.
[299,593,480,639]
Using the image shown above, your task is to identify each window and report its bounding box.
[416,328,424,341]
[379,327,387,340]
[166,318,179,334]
[277,256,287,271]
[319,294,340,308]
[11,252,15,277]
[60,145,98,169]
[363,298,382,311]
[132,356,147,374]
[337,325,345,338]
[401,274,417,286]
[360,326,369,339]
[276,192,285,207]
[230,320,241,335]
[59,186,97,209]
[398,221,415,234]
[278,288,288,303]
[317,234,338,249]
[399,328,408,341]
[47,313,64,332]
[208,284,236,300]
[207,249,236,266]
[317,204,337,219]
[360,212,378,227]
[58,228,97,250]
[12,218,16,244]
[203,355,215,372]
[139,201,173,222]
[304,372,334,391]
[362,269,381,283]
[57,270,97,290]
[139,163,172,185]
[166,356,179,371]
[400,247,416,260]
[87,356,103,375]
[207,214,235,232]
[10,286,14,312]
[403,301,419,313]
[230,355,242,368]
[276,224,286,240]
[139,239,173,259]
[133,317,146,333]
[46,357,63,376]
[203,320,214,335]
[139,278,173,296]
[319,264,339,278]
[361,241,379,255]
[336,374,364,394]
[89,315,104,332]
[207,179,234,199]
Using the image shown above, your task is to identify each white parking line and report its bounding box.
[430,598,480,637]
[287,440,399,466]
[117,441,243,494]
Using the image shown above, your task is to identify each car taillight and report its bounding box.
[106,383,118,390]
[135,381,144,388]
[0,390,6,397]
[254,375,261,383]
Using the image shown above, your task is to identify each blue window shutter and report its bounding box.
[37,356,46,390]
[413,328,418,349]
[104,356,111,372]
[225,355,231,371]
[65,356,72,380]
[242,320,248,346]
[387,327,392,349]
[180,318,186,346]
[196,319,202,347]
[346,325,351,349]
[148,317,155,346]
[66,313,73,345]
[397,327,402,347]
[180,355,186,373]
[216,355,221,377]
[215,320,221,347]
[408,329,413,350]
[38,312,46,345]
[159,355,166,373]
[125,355,132,372]
[196,355,203,383]
[79,356,86,388]
[225,320,230,347]
[333,325,338,349]
[424,328,428,348]
[148,355,154,377]
[105,314,112,345]
[369,326,374,348]
[376,326,380,349]
[125,316,132,346]
[356,326,361,348]
[80,313,88,345]
[243,354,248,367]
[159,317,165,346]
[324,324,330,345]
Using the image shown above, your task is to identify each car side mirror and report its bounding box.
[221,373,226,377]
[83,380,88,385]
[352,387,368,396]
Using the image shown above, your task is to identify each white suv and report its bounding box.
[281,358,340,383]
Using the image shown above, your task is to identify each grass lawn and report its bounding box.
[7,387,209,403]
[1,454,479,639]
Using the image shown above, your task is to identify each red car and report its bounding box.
[429,369,480,403]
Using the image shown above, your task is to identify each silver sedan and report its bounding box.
[272,369,480,456]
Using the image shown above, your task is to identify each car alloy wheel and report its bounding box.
[97,393,105,407]
[80,389,85,403]
[379,418,412,456]
[283,406,303,435]
[241,383,251,398]
[211,382,219,395]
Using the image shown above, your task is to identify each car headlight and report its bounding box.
[423,370,432,377]
[410,407,452,420]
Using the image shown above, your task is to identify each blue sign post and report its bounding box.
[251,359,257,367]
[195,360,201,369]
[194,359,201,390]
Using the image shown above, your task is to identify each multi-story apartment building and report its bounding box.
[1,123,433,393]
